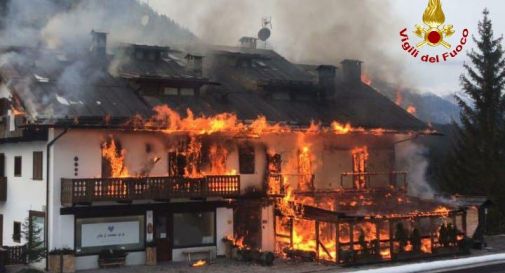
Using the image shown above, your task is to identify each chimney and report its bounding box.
[341,59,362,84]
[316,65,337,98]
[90,30,108,58]
[185,54,204,77]
[239,37,257,49]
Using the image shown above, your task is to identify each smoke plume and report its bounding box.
[0,0,196,119]
[144,0,407,83]
[396,142,435,199]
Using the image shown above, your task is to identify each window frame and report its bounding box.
[33,151,43,180]
[74,215,145,256]
[13,221,21,243]
[172,210,216,249]
[238,143,255,174]
[14,156,22,177]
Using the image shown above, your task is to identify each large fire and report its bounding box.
[101,104,417,179]
[95,104,457,265]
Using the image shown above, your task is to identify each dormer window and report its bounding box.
[147,51,156,61]
[135,50,144,60]
[164,87,178,96]
[180,88,195,96]
[163,87,196,97]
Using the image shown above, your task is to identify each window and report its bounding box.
[135,50,144,60]
[14,156,22,177]
[163,87,178,96]
[13,221,21,243]
[33,152,43,180]
[29,211,45,243]
[168,152,186,177]
[180,88,195,96]
[173,211,215,248]
[101,138,126,178]
[238,143,255,174]
[0,153,5,177]
[147,51,156,61]
[75,215,145,255]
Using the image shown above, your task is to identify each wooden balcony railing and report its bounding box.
[61,175,240,206]
[340,171,407,191]
[0,177,6,202]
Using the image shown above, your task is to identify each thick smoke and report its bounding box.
[1,0,195,51]
[396,142,435,199]
[144,0,407,83]
[0,0,196,119]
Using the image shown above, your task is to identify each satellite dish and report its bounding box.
[258,27,271,42]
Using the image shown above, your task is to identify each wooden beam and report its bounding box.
[336,222,340,263]
[315,221,320,260]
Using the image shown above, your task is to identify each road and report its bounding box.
[436,262,505,273]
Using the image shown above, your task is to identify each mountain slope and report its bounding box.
[372,80,460,124]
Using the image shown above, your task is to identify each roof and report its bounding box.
[201,46,428,131]
[0,49,152,124]
[113,44,208,83]
[294,190,462,220]
[210,46,314,84]
[0,44,430,132]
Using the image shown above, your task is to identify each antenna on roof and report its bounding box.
[257,17,272,48]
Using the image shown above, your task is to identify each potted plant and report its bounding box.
[98,248,128,268]
[48,248,75,273]
[145,241,156,266]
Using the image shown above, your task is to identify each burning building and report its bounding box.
[0,30,485,270]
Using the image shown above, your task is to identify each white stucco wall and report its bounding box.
[49,129,173,250]
[75,251,145,271]
[0,141,47,246]
[216,207,233,256]
[43,127,399,269]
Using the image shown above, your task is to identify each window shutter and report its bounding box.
[33,151,43,180]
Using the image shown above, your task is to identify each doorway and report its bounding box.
[154,212,172,261]
[352,146,369,190]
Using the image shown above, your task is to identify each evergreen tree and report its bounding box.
[444,9,505,233]
[21,216,46,263]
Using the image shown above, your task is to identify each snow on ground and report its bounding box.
[341,253,505,273]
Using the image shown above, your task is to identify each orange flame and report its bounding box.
[101,138,129,178]
[224,235,247,249]
[395,89,403,106]
[192,260,207,267]
[407,105,417,115]
[361,74,372,86]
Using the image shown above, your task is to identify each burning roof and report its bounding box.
[0,39,431,133]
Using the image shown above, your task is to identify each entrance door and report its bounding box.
[155,213,171,261]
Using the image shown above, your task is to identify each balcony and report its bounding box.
[0,177,6,201]
[340,171,407,192]
[61,175,240,206]
[266,172,407,196]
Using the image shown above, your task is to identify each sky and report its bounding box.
[140,0,505,96]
